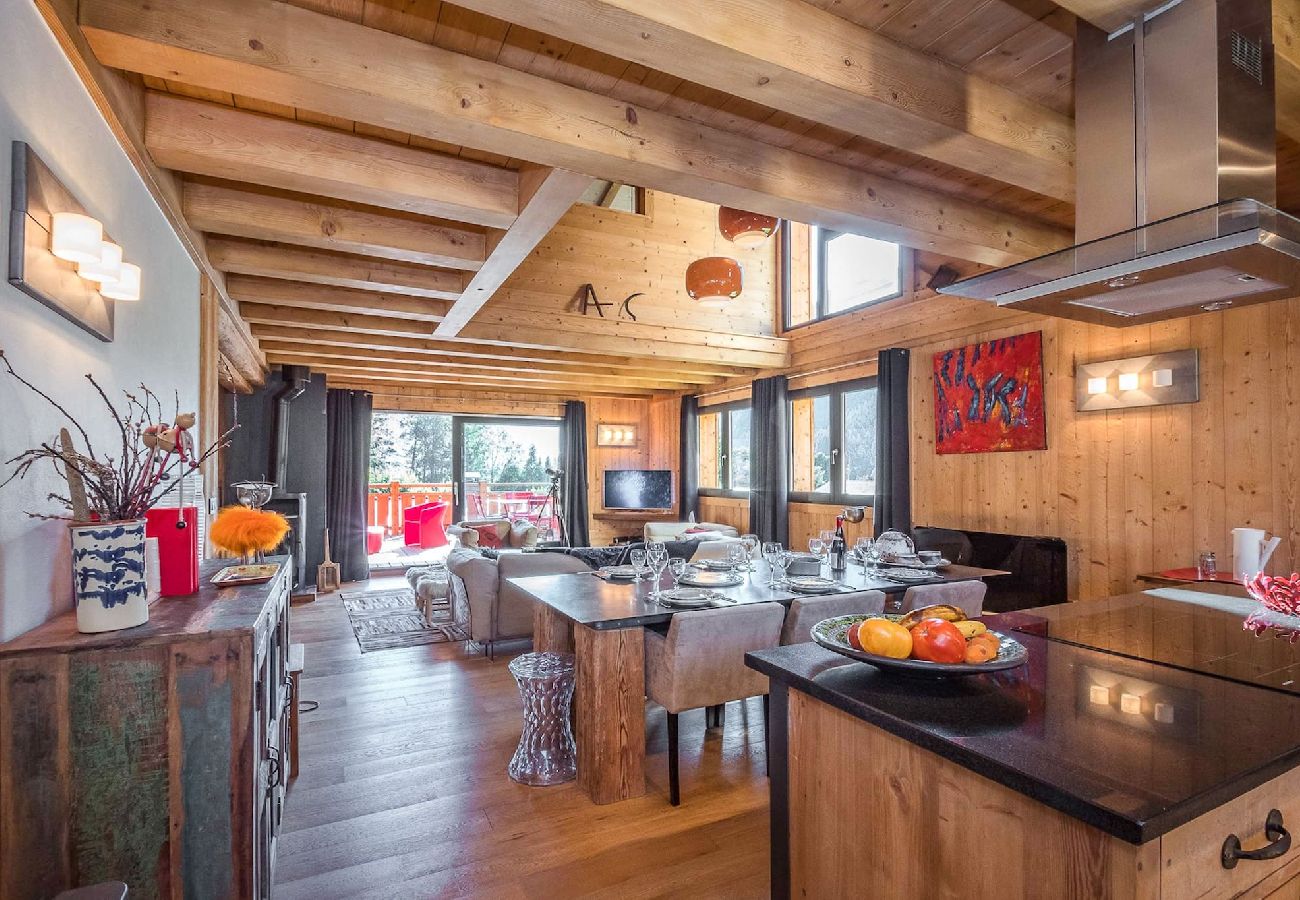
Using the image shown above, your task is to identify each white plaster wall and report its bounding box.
[0,3,199,640]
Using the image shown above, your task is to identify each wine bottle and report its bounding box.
[829,515,847,572]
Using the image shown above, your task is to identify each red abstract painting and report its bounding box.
[933,331,1047,454]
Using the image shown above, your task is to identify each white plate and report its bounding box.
[680,571,744,588]
[695,559,735,571]
[876,567,938,582]
[659,588,716,608]
[600,565,640,579]
[786,576,842,594]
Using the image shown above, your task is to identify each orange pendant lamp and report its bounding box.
[685,257,742,308]
[718,207,779,249]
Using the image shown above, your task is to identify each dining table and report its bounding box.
[509,559,1008,805]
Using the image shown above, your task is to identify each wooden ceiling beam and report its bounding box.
[316,371,656,396]
[183,180,487,270]
[436,165,593,336]
[263,348,709,389]
[143,91,520,228]
[229,276,450,321]
[450,0,1075,202]
[80,0,1072,266]
[1048,1,1146,33]
[239,302,788,368]
[208,237,466,300]
[33,0,266,385]
[267,356,672,393]
[248,324,751,378]
[257,341,721,385]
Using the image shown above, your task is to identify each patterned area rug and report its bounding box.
[340,587,462,652]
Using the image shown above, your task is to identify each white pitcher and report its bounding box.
[1232,527,1282,582]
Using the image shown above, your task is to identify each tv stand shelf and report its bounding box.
[592,510,678,521]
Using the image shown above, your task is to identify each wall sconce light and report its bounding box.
[1119,692,1142,715]
[101,262,141,302]
[77,240,123,285]
[9,142,144,341]
[1088,684,1112,706]
[50,212,104,264]
[597,423,638,447]
[1075,349,1199,411]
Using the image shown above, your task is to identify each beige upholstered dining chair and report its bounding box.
[779,590,888,645]
[643,602,785,805]
[900,580,988,618]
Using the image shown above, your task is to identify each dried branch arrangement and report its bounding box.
[0,348,235,522]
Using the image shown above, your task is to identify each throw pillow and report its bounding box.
[509,519,536,548]
[471,524,502,549]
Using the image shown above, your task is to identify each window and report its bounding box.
[697,400,750,497]
[578,181,648,215]
[783,223,903,328]
[788,379,877,503]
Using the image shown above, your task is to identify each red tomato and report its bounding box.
[910,618,966,664]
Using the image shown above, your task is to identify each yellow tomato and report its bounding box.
[857,619,913,659]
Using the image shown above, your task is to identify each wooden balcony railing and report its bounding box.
[367,481,560,538]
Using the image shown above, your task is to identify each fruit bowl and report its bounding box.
[811,614,1029,676]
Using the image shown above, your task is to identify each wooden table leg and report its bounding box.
[574,624,645,804]
[533,602,574,654]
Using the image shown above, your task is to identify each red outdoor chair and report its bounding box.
[404,500,450,549]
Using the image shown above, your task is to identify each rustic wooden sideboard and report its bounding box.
[0,557,293,899]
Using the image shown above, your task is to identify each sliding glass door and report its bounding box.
[452,417,563,538]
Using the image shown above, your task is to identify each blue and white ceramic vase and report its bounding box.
[69,519,150,633]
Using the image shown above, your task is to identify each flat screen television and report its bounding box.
[603,469,673,510]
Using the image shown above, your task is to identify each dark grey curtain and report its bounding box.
[326,388,373,584]
[561,400,590,547]
[748,375,789,545]
[874,348,912,536]
[679,395,699,520]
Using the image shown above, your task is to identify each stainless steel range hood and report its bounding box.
[939,0,1300,326]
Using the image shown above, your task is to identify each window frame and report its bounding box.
[781,224,906,331]
[696,399,752,499]
[786,377,877,505]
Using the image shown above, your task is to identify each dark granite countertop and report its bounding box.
[748,606,1300,844]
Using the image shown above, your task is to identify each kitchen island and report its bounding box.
[748,588,1300,899]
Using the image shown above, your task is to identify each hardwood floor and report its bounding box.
[279,575,770,899]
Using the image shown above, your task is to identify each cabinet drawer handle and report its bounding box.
[1222,809,1291,869]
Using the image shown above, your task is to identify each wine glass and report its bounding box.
[761,542,783,587]
[820,529,835,549]
[726,543,748,571]
[668,557,688,590]
[629,548,647,581]
[854,537,873,575]
[647,542,669,599]
[740,533,760,570]
[808,537,826,562]
[772,550,792,586]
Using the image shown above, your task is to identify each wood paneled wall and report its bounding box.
[910,301,1300,601]
[485,192,779,342]
[587,396,680,545]
[697,497,874,552]
[695,247,1300,600]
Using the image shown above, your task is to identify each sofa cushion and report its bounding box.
[472,523,503,549]
[508,518,538,549]
[496,551,592,640]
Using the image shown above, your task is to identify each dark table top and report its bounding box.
[747,585,1300,844]
[509,562,1006,630]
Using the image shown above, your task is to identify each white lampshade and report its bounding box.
[1086,377,1108,396]
[77,241,123,285]
[1117,372,1140,391]
[100,262,141,301]
[50,212,103,264]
